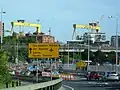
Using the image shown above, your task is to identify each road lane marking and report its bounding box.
[63,85,74,90]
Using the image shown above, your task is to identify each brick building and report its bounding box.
[25,32,55,43]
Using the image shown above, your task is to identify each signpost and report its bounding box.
[28,43,59,82]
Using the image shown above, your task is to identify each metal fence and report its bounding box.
[62,64,76,70]
[87,65,120,74]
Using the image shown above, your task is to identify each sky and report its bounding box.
[0,0,120,42]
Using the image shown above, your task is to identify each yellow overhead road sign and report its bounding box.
[28,43,59,58]
[74,24,100,30]
[76,61,86,68]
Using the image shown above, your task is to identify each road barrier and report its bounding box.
[2,79,62,90]
[59,74,75,80]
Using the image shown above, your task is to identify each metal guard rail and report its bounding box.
[2,79,62,90]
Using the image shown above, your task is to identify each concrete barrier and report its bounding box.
[2,79,62,90]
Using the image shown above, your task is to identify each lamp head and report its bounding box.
[108,16,113,18]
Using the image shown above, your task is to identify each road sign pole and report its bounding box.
[50,58,52,81]
[55,58,57,69]
[36,58,39,83]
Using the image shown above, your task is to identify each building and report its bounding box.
[26,32,55,43]
[36,33,55,43]
[111,36,120,47]
[82,32,106,44]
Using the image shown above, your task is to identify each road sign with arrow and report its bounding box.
[28,43,59,58]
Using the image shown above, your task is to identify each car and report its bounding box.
[107,74,119,81]
[86,71,100,80]
[9,70,15,75]
[101,72,119,81]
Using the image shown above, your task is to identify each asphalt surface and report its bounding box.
[60,69,120,90]
[62,80,120,90]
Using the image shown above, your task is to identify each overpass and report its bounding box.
[2,44,120,52]
[59,49,120,52]
[60,44,120,52]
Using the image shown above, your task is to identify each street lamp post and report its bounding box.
[87,32,90,66]
[67,43,70,67]
[36,19,40,82]
[0,8,6,49]
[109,16,118,65]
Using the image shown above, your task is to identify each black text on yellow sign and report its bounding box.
[28,43,59,58]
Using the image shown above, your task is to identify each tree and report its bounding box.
[107,51,116,64]
[0,50,11,86]
[82,49,95,61]
[18,48,28,62]
[94,50,106,64]
[74,53,81,60]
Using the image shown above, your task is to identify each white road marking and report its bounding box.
[63,85,74,90]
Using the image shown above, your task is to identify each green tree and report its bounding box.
[82,49,94,61]
[94,50,106,64]
[18,48,28,62]
[107,51,116,64]
[73,53,81,61]
[0,50,11,86]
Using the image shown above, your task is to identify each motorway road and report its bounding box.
[62,80,120,90]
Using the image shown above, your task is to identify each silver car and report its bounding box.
[107,74,119,81]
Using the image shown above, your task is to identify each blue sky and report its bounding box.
[0,0,120,42]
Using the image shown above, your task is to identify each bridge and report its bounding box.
[2,44,120,52]
[60,44,120,52]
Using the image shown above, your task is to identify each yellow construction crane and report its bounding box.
[11,21,41,34]
[72,23,100,40]
[72,15,104,40]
